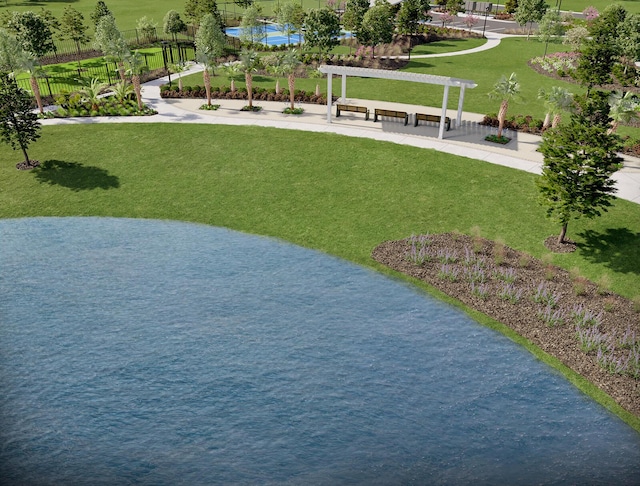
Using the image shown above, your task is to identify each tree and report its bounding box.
[240,3,266,44]
[574,5,626,92]
[303,8,341,54]
[163,10,187,42]
[0,72,41,169]
[537,9,563,46]
[124,51,147,110]
[5,11,55,59]
[281,49,301,110]
[275,0,304,46]
[91,1,113,27]
[563,25,588,51]
[607,91,640,134]
[342,0,369,38]
[396,0,431,37]
[537,86,573,129]
[195,13,226,107]
[537,95,623,244]
[445,0,464,15]
[235,0,253,8]
[0,29,45,114]
[617,13,640,74]
[137,16,157,43]
[94,15,129,82]
[359,0,395,58]
[488,72,520,138]
[238,48,260,109]
[514,0,548,39]
[184,0,223,28]
[60,6,90,61]
[505,0,518,14]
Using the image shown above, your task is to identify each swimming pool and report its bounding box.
[1,217,639,484]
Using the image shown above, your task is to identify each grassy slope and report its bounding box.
[0,0,328,32]
[2,124,638,300]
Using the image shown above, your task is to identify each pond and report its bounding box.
[1,217,639,485]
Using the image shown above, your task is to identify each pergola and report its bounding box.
[317,65,477,139]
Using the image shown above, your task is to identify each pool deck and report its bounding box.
[42,63,640,205]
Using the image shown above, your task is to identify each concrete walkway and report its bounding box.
[42,63,640,205]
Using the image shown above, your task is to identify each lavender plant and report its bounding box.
[470,281,489,300]
[436,248,458,264]
[437,264,459,282]
[464,263,487,283]
[538,305,566,327]
[494,267,517,283]
[571,304,603,328]
[532,281,561,308]
[576,325,611,353]
[498,282,523,304]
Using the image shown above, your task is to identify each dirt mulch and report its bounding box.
[372,233,640,418]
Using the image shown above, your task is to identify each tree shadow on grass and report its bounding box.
[33,160,120,192]
[577,228,640,276]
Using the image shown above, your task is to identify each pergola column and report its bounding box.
[341,74,347,102]
[439,85,450,140]
[456,85,466,128]
[326,73,333,122]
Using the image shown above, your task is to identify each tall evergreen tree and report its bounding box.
[163,10,187,42]
[195,13,226,107]
[0,72,41,169]
[60,6,90,61]
[91,1,113,27]
[537,94,623,244]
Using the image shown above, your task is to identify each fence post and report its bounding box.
[45,76,52,97]
[105,63,112,85]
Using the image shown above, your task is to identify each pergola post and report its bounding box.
[456,85,466,129]
[326,73,333,122]
[341,74,347,102]
[439,85,450,140]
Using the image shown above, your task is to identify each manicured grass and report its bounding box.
[559,0,640,15]
[2,123,639,301]
[410,37,487,55]
[0,0,330,32]
[183,37,584,121]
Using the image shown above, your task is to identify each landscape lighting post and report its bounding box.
[482,6,489,37]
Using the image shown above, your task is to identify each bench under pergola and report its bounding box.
[317,65,477,140]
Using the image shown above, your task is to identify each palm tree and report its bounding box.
[238,49,260,109]
[109,79,134,104]
[281,49,301,111]
[0,29,45,114]
[195,13,225,108]
[538,86,573,130]
[488,72,521,138]
[220,62,243,93]
[607,91,640,135]
[125,50,146,110]
[266,53,285,95]
[78,77,109,111]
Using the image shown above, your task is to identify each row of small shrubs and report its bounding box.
[481,113,544,134]
[160,84,328,104]
[53,98,157,118]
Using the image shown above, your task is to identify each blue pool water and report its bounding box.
[1,217,639,485]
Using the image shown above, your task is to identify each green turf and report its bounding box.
[2,123,638,300]
[559,0,640,15]
[0,0,329,32]
[181,37,585,121]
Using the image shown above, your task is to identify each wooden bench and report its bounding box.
[414,113,451,131]
[336,104,369,120]
[373,108,408,125]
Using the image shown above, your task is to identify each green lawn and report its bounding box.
[559,0,640,15]
[0,0,329,32]
[181,37,583,121]
[2,123,638,301]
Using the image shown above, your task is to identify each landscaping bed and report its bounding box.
[372,233,640,420]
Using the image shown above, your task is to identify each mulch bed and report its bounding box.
[372,233,640,418]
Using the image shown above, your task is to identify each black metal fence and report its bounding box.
[15,41,197,98]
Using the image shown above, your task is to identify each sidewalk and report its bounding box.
[42,64,640,205]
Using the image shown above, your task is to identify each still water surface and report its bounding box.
[1,218,639,485]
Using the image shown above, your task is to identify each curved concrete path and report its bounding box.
[41,57,640,205]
